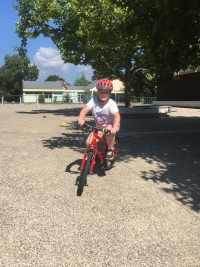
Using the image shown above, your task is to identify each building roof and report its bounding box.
[84,80,98,90]
[23,79,124,93]
[23,81,64,89]
[84,79,125,92]
[67,86,86,90]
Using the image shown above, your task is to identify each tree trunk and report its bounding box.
[124,57,132,107]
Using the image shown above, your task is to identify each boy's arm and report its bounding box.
[111,111,121,134]
[78,105,91,126]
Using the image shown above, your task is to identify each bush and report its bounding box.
[62,93,71,103]
[39,94,45,103]
[53,96,57,103]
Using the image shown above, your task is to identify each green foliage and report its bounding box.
[0,54,39,95]
[53,96,57,103]
[0,89,10,97]
[91,70,105,81]
[45,75,65,81]
[112,0,200,82]
[73,74,90,86]
[62,93,71,103]
[131,70,157,97]
[14,0,140,106]
[38,94,45,103]
[14,0,200,105]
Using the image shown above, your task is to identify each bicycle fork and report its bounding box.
[80,148,96,174]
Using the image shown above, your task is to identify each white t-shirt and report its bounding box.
[86,97,119,127]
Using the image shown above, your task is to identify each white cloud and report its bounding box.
[76,65,93,82]
[33,47,94,83]
[34,47,72,78]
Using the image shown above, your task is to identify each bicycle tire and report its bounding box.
[114,135,120,153]
[77,151,93,196]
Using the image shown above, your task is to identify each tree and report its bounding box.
[132,71,157,97]
[14,0,143,107]
[38,94,45,103]
[45,75,65,81]
[14,0,200,106]
[112,0,200,82]
[73,74,90,86]
[62,93,71,103]
[0,54,39,96]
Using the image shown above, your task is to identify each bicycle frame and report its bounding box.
[80,129,108,174]
[77,123,119,195]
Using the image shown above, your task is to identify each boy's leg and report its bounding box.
[105,124,115,159]
[86,132,93,147]
[86,131,103,147]
[105,124,119,148]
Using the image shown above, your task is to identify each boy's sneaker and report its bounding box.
[105,148,114,160]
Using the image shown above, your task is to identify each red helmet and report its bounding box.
[96,78,113,91]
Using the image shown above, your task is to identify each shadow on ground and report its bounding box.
[121,131,200,213]
[17,108,200,213]
[41,119,200,212]
[65,158,107,178]
[17,107,83,116]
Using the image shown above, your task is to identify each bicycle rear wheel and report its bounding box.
[114,135,120,154]
[77,151,93,196]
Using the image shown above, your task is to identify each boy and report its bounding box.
[78,78,120,160]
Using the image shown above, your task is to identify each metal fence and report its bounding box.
[1,95,22,103]
[1,94,156,106]
[132,96,157,104]
[22,93,126,104]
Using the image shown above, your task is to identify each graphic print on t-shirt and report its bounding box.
[94,114,107,127]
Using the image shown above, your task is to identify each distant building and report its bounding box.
[157,70,200,101]
[23,79,125,103]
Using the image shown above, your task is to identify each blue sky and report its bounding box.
[0,0,93,85]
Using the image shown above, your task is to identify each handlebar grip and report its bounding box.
[79,123,110,135]
[83,124,91,131]
[104,129,111,136]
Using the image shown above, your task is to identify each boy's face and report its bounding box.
[98,90,110,102]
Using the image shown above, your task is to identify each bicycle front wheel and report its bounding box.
[77,151,93,196]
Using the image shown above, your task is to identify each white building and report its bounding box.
[23,80,125,103]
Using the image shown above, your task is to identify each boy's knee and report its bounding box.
[106,124,112,130]
[85,138,89,147]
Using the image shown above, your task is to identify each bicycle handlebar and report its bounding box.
[80,123,111,136]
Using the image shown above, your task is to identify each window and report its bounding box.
[78,93,84,103]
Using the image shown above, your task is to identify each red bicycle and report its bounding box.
[77,123,120,196]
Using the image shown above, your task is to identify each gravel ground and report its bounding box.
[0,104,200,267]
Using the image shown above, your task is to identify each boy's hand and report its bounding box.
[78,105,90,126]
[110,127,117,135]
[78,118,85,126]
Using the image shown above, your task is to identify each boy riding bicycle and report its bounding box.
[78,78,121,160]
